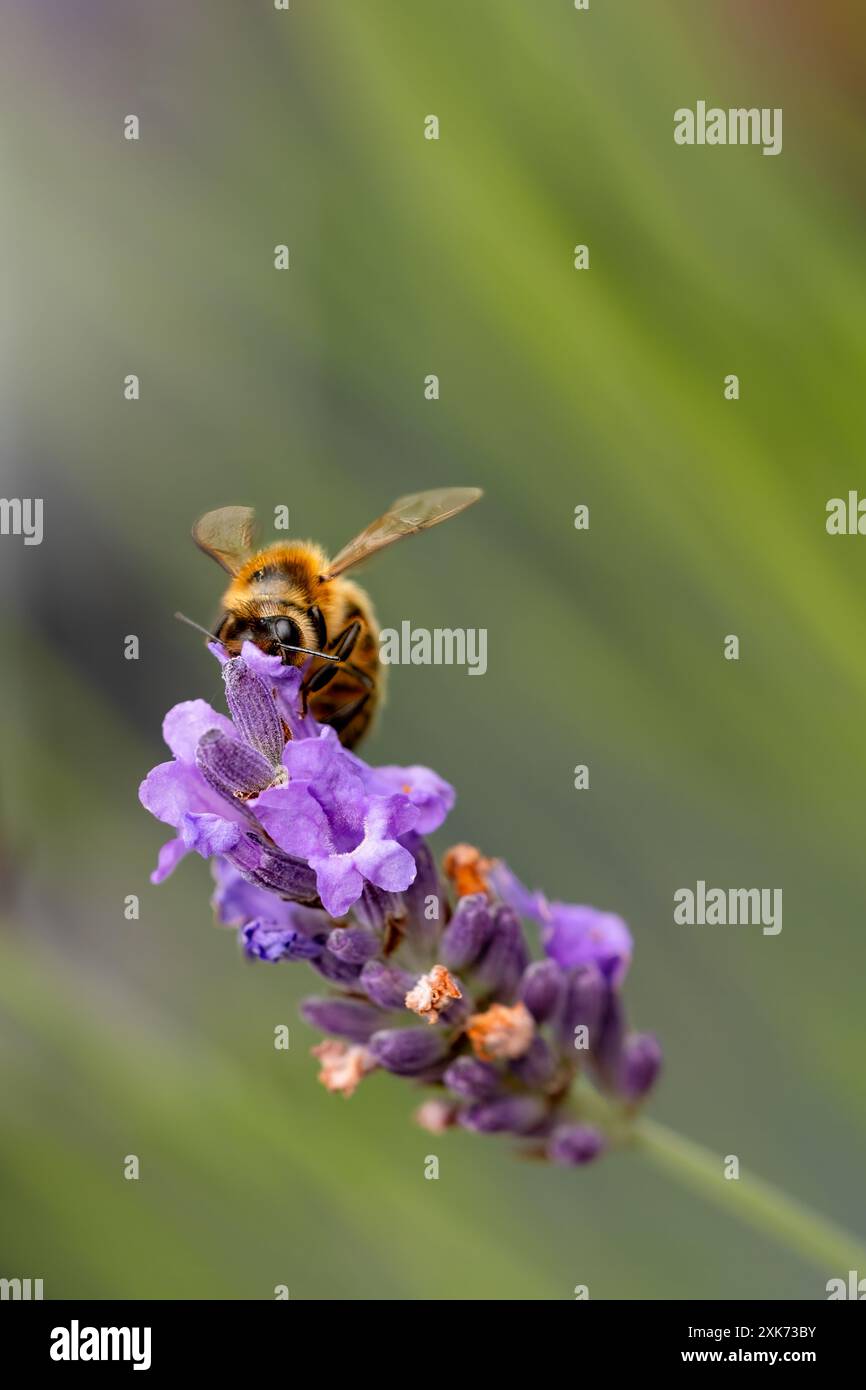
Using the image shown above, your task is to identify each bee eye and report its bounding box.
[273,617,301,648]
[251,569,265,582]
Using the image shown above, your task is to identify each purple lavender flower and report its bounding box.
[142,641,661,1168]
[492,862,632,985]
[140,648,455,917]
[242,922,325,963]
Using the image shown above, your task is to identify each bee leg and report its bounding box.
[337,661,374,691]
[320,664,375,733]
[327,690,370,736]
[304,661,340,696]
[328,619,362,661]
[300,621,365,702]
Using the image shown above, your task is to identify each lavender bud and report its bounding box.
[618,1032,662,1100]
[352,884,406,936]
[509,1035,558,1089]
[300,997,383,1042]
[591,988,626,1084]
[459,1096,547,1135]
[229,834,318,903]
[310,950,364,986]
[196,729,274,799]
[223,658,284,765]
[326,926,380,965]
[440,892,494,970]
[557,962,606,1050]
[474,906,530,1002]
[400,833,442,950]
[519,959,565,1022]
[288,905,332,937]
[360,959,415,1010]
[547,1124,605,1166]
[368,1027,449,1075]
[443,1056,501,1100]
[241,922,324,962]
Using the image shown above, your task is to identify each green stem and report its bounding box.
[633,1116,866,1276]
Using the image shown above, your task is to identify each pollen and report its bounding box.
[311,1040,375,1098]
[467,1001,535,1061]
[405,964,462,1024]
[443,843,494,898]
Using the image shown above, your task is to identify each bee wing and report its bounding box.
[192,506,258,575]
[325,487,482,578]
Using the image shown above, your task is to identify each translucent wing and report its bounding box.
[325,487,482,578]
[192,506,257,575]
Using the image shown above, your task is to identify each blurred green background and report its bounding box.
[2,0,865,1299]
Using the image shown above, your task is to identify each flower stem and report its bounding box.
[633,1116,866,1276]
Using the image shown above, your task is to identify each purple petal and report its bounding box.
[162,699,234,762]
[151,836,187,884]
[364,764,455,834]
[180,812,242,859]
[241,921,324,963]
[351,835,417,895]
[139,760,243,827]
[310,853,365,918]
[254,782,334,859]
[489,861,548,920]
[362,793,419,843]
[542,904,632,985]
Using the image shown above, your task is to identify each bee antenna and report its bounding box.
[274,641,341,662]
[174,611,225,645]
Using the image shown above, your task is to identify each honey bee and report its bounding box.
[188,488,482,749]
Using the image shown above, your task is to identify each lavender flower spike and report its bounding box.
[142,640,662,1168]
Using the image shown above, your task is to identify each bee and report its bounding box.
[187,487,482,749]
